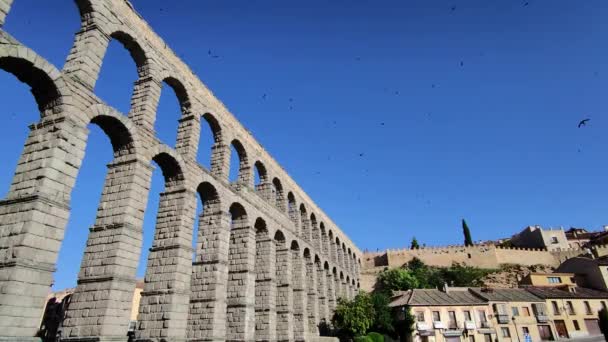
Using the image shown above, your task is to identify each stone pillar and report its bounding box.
[305,259,318,337]
[63,24,111,90]
[276,246,293,342]
[175,114,201,161]
[311,224,320,253]
[330,240,337,265]
[62,157,153,340]
[254,233,276,341]
[0,0,14,27]
[321,232,328,258]
[225,219,256,341]
[291,250,307,341]
[128,76,160,133]
[255,181,272,203]
[0,117,87,338]
[316,266,328,322]
[187,208,230,341]
[210,142,230,181]
[337,247,344,271]
[326,271,336,316]
[300,216,310,243]
[136,187,197,341]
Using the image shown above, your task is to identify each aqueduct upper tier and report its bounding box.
[0,0,361,341]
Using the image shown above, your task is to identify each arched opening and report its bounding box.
[328,230,335,263]
[0,56,62,199]
[135,151,193,340]
[229,139,250,185]
[193,182,220,259]
[155,77,190,148]
[61,114,148,339]
[3,1,79,67]
[272,178,285,211]
[287,192,297,224]
[254,161,269,199]
[320,223,327,257]
[300,204,309,241]
[95,32,146,114]
[197,113,222,170]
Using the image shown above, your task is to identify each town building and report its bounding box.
[519,273,577,288]
[557,257,608,292]
[390,287,496,342]
[510,226,570,251]
[524,286,608,339]
[468,288,550,341]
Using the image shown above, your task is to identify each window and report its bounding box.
[416,311,425,322]
[522,307,531,316]
[501,327,511,338]
[469,336,475,342]
[483,335,492,342]
[552,301,561,315]
[584,301,592,315]
[464,310,472,321]
[548,277,562,284]
[448,311,457,329]
[566,301,575,315]
[478,309,487,322]
[522,327,530,336]
[512,307,520,316]
[551,236,559,244]
[433,311,441,322]
[573,320,580,331]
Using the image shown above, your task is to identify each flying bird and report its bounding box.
[578,118,590,128]
[460,61,464,67]
[358,153,364,157]
[451,6,456,11]
[262,94,267,100]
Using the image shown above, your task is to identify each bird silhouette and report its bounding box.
[262,94,267,100]
[460,61,464,67]
[358,153,364,157]
[524,2,529,6]
[380,122,385,126]
[451,6,456,11]
[578,118,590,128]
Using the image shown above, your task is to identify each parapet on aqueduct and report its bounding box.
[0,1,361,341]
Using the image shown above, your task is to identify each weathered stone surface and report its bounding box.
[0,1,361,340]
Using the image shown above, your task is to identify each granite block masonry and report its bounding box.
[0,1,361,341]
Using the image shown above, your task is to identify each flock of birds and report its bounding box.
[154,1,596,189]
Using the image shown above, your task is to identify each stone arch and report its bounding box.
[108,30,148,76]
[272,177,286,212]
[200,112,226,174]
[310,213,320,252]
[274,229,286,244]
[300,204,310,241]
[320,222,328,257]
[86,104,140,157]
[254,217,274,341]
[0,53,65,113]
[291,240,300,251]
[287,191,298,225]
[151,150,185,187]
[159,74,193,154]
[229,139,251,185]
[229,202,248,227]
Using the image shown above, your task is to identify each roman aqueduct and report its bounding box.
[0,1,361,341]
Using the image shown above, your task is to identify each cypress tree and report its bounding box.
[462,219,473,246]
[410,237,420,249]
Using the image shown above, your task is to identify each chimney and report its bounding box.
[443,282,449,293]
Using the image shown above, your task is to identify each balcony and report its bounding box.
[496,314,509,324]
[464,321,477,330]
[479,321,492,329]
[535,314,549,323]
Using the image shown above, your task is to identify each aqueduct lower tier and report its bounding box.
[0,0,361,341]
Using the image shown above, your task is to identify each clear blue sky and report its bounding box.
[1,0,607,290]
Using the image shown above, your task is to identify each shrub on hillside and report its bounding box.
[354,336,373,342]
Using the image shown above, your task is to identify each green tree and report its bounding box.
[370,293,394,334]
[394,305,416,341]
[410,237,420,249]
[377,268,419,294]
[462,219,473,246]
[599,307,608,340]
[332,293,375,337]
